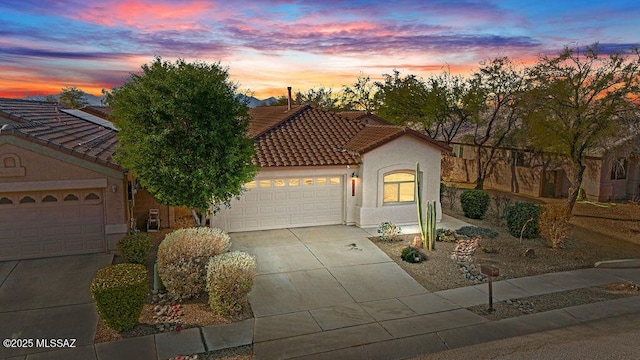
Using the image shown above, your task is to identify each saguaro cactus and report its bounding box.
[416,162,437,250]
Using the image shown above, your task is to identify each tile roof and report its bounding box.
[251,105,364,167]
[343,125,405,154]
[339,111,391,125]
[249,106,450,167]
[247,105,306,138]
[0,99,120,169]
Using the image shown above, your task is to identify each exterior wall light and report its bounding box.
[351,172,358,196]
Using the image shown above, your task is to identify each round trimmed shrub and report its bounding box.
[460,190,490,219]
[206,251,256,316]
[90,263,148,332]
[505,202,541,239]
[117,233,152,264]
[157,227,231,300]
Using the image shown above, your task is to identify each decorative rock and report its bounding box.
[523,248,536,259]
[451,237,486,283]
[411,236,424,248]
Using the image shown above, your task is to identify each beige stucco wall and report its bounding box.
[0,139,127,251]
[355,135,443,228]
[597,156,640,201]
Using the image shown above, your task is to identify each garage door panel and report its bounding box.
[288,192,301,200]
[225,176,344,232]
[0,189,106,261]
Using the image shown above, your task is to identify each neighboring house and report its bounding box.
[0,99,127,261]
[445,140,640,202]
[211,105,450,232]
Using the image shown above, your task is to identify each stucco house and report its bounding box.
[0,99,127,261]
[446,140,640,202]
[211,105,450,232]
[0,99,448,261]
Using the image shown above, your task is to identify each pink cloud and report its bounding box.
[73,0,224,30]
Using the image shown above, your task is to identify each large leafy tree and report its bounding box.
[525,44,640,216]
[374,70,430,127]
[108,58,257,223]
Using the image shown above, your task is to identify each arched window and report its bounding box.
[383,171,415,204]
[0,197,12,205]
[19,196,36,204]
[64,194,79,201]
[3,157,16,167]
[42,195,58,202]
[85,193,100,200]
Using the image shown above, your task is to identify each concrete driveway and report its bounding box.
[0,253,113,359]
[229,225,465,359]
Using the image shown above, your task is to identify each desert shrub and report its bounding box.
[456,226,498,239]
[377,221,402,242]
[401,246,426,263]
[117,233,152,264]
[505,202,541,239]
[206,251,256,316]
[539,205,570,249]
[90,263,148,332]
[460,190,490,219]
[157,227,231,300]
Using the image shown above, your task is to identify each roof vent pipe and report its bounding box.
[287,86,292,111]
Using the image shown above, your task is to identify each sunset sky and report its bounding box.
[1,0,638,99]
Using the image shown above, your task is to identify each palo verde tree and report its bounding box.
[341,74,379,112]
[108,58,257,225]
[525,44,640,216]
[294,87,341,111]
[468,57,528,190]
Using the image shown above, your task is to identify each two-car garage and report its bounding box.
[217,175,345,232]
[0,189,106,261]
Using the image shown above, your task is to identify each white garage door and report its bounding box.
[0,189,105,261]
[227,176,344,232]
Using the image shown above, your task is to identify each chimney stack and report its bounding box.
[287,86,292,111]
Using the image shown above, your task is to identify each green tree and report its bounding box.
[108,58,257,225]
[59,86,88,109]
[525,44,640,216]
[374,70,483,145]
[295,87,340,111]
[374,70,430,126]
[341,74,379,112]
[469,57,528,190]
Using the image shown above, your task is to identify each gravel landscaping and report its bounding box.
[467,282,640,321]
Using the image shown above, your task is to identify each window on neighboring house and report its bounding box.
[611,158,628,180]
[452,144,464,158]
[383,171,415,204]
